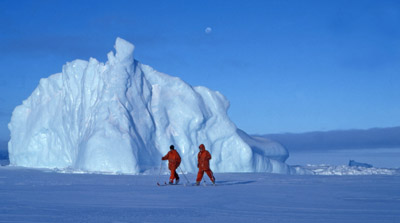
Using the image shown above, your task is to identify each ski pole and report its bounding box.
[178,166,190,184]
[157,162,163,186]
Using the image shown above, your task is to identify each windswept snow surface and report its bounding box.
[8,38,295,174]
[0,166,399,223]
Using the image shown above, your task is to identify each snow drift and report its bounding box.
[8,38,297,174]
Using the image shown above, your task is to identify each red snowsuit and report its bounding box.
[162,149,181,183]
[196,144,215,183]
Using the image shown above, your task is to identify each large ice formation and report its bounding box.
[8,38,298,174]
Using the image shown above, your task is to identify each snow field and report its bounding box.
[0,166,399,223]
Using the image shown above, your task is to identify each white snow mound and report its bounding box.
[8,38,298,174]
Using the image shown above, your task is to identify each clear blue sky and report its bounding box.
[0,0,399,141]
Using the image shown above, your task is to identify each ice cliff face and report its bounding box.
[8,38,297,174]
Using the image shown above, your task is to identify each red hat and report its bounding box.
[199,144,205,150]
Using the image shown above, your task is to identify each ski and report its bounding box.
[202,180,216,186]
[189,181,216,186]
[157,181,215,187]
[158,182,197,186]
[158,183,215,186]
[157,181,187,186]
[157,181,167,186]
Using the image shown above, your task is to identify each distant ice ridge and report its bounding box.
[8,37,300,174]
[302,164,400,175]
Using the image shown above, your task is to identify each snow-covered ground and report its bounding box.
[0,166,399,223]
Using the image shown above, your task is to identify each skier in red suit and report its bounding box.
[196,144,215,185]
[162,145,181,184]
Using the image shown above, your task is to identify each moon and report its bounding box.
[205,27,212,34]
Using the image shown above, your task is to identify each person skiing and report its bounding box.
[161,145,181,184]
[196,144,215,185]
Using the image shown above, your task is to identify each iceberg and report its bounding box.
[8,38,298,174]
[348,160,373,168]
